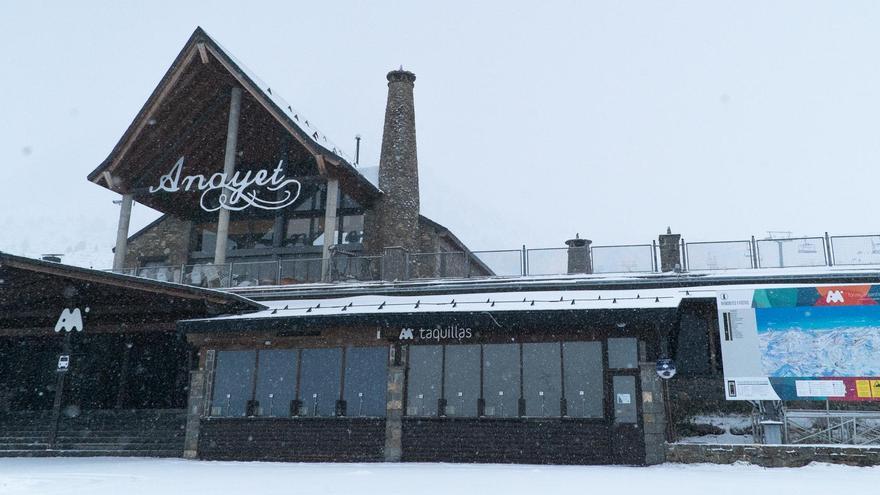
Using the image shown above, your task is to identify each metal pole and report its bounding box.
[750,235,758,268]
[777,240,784,268]
[651,240,658,273]
[47,331,72,448]
[112,194,134,271]
[825,232,833,266]
[213,87,243,266]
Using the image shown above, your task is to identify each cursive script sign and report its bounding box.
[149,157,302,212]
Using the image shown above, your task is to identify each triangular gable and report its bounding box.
[88,27,380,200]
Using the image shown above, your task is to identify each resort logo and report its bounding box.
[54,308,84,333]
[149,156,302,212]
[825,290,845,304]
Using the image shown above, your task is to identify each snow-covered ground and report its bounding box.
[0,458,877,495]
[679,414,754,444]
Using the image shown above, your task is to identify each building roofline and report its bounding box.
[223,266,880,301]
[0,251,264,311]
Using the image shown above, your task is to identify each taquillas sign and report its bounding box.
[398,324,473,342]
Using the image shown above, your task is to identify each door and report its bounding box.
[606,337,644,464]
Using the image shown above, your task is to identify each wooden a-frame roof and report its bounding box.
[88,27,380,214]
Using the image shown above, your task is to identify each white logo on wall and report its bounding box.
[826,290,845,304]
[149,157,302,212]
[55,308,85,333]
[399,328,414,340]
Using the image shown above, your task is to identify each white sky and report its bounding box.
[2,1,880,267]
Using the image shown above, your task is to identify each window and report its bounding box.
[298,348,342,417]
[339,215,364,245]
[563,342,603,418]
[406,345,442,416]
[253,350,297,417]
[343,347,388,417]
[608,338,638,369]
[211,350,256,417]
[227,219,276,251]
[195,222,218,253]
[284,216,324,247]
[443,345,480,417]
[522,343,561,417]
[482,344,520,417]
[613,375,638,424]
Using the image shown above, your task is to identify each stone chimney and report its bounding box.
[565,234,593,274]
[658,227,682,272]
[364,69,421,255]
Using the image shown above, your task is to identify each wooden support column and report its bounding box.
[213,87,243,266]
[112,194,134,271]
[321,178,339,281]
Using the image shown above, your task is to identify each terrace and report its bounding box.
[107,232,880,289]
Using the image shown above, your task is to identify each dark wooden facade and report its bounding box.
[199,417,385,462]
[184,307,674,465]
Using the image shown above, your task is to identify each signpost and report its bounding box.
[718,285,880,402]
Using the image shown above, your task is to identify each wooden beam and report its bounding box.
[203,44,326,160]
[104,47,199,180]
[315,154,328,176]
[197,42,210,64]
[102,171,115,190]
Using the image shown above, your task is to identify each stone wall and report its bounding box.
[666,443,880,467]
[640,362,668,465]
[123,214,192,270]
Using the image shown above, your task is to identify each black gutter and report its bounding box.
[178,307,679,335]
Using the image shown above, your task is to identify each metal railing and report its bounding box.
[108,232,880,288]
[784,409,880,446]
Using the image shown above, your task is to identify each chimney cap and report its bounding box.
[565,236,591,248]
[387,69,416,84]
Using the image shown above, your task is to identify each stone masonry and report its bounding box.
[364,70,421,255]
[123,214,193,270]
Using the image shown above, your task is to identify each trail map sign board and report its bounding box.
[718,285,880,401]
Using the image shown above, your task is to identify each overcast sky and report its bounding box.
[2,1,880,267]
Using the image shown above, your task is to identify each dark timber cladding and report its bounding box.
[0,252,260,333]
[0,252,262,455]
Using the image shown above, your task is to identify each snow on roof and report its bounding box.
[357,166,380,188]
[202,29,369,176]
[185,288,684,323]
[225,263,880,300]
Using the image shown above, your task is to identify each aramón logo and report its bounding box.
[825,290,845,304]
[54,308,84,333]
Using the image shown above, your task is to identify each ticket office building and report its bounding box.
[186,308,672,465]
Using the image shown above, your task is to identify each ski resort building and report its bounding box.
[1,27,878,466]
